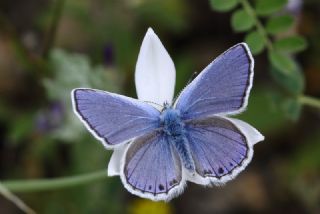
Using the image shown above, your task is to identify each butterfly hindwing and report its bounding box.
[121,131,185,201]
[185,116,253,185]
[72,88,160,148]
[175,43,253,120]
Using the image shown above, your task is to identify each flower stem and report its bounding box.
[0,183,36,214]
[239,0,273,51]
[2,170,107,193]
[43,0,66,58]
[298,95,320,109]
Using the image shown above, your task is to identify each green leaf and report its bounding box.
[269,51,305,94]
[8,114,34,143]
[266,15,295,34]
[209,0,239,12]
[274,36,307,53]
[282,97,302,121]
[270,66,305,94]
[269,51,298,75]
[244,31,265,55]
[255,0,288,16]
[268,92,302,121]
[237,88,288,135]
[231,9,255,32]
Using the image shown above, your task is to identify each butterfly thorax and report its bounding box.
[160,106,195,171]
[160,107,184,137]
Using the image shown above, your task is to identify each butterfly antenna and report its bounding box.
[187,71,198,85]
[144,101,163,108]
[172,71,198,105]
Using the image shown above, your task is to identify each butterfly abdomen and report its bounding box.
[160,107,195,172]
[170,136,194,171]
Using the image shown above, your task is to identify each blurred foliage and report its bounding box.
[286,132,320,212]
[43,49,121,141]
[244,30,266,54]
[274,35,307,53]
[255,0,287,15]
[128,199,172,214]
[210,0,308,121]
[231,9,255,32]
[265,15,294,34]
[237,87,287,134]
[209,0,239,12]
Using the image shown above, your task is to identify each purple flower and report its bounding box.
[103,43,115,66]
[35,101,64,134]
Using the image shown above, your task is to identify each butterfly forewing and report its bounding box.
[122,131,184,200]
[175,43,253,120]
[72,88,160,147]
[185,117,252,184]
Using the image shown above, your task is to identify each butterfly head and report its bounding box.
[162,101,171,111]
[160,106,184,137]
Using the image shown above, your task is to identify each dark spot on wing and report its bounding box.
[148,185,152,190]
[169,179,178,186]
[203,169,213,175]
[218,167,224,174]
[159,184,164,191]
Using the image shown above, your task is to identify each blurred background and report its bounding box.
[0,0,320,213]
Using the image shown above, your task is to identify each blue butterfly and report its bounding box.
[71,40,264,201]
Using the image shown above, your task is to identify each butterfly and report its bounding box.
[71,43,264,201]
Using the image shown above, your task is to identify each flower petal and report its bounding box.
[107,144,128,176]
[228,118,265,146]
[135,28,176,105]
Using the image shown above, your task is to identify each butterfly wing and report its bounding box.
[185,116,256,185]
[121,131,185,201]
[72,88,160,148]
[175,43,253,120]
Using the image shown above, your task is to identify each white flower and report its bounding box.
[108,28,264,176]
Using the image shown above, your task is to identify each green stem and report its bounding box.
[240,0,273,51]
[43,0,66,58]
[298,95,320,109]
[0,12,46,75]
[2,170,107,193]
[0,183,36,214]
